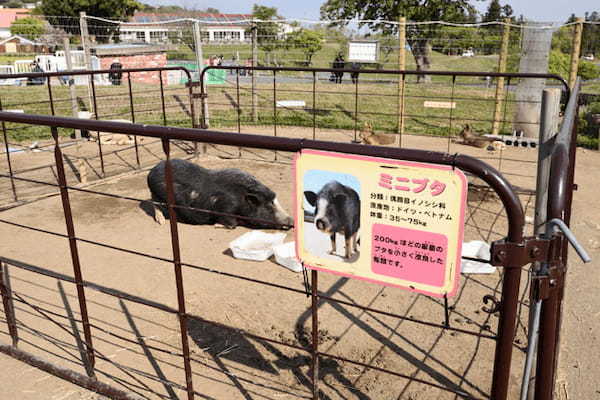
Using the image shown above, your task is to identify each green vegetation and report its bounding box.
[39,0,141,42]
[10,17,45,40]
[284,29,324,66]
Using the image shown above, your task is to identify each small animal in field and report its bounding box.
[458,124,497,149]
[147,159,292,229]
[304,181,360,260]
[359,122,396,145]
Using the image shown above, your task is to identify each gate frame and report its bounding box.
[0,69,579,400]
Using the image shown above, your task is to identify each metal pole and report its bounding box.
[89,77,104,177]
[236,69,242,158]
[492,19,511,135]
[311,269,319,399]
[51,126,96,375]
[397,16,406,142]
[0,260,18,346]
[273,70,277,161]
[568,18,584,89]
[520,88,561,400]
[127,72,140,168]
[312,70,316,140]
[79,12,94,117]
[161,139,195,400]
[0,98,17,201]
[192,21,207,130]
[159,71,167,126]
[353,74,359,143]
[252,24,258,123]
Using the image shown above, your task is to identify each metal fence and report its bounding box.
[0,69,583,400]
[0,66,197,206]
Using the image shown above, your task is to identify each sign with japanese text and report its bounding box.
[294,150,467,298]
[348,41,378,62]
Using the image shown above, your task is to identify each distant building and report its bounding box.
[0,34,46,53]
[120,12,297,43]
[120,12,252,43]
[0,8,31,39]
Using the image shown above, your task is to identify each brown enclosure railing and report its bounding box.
[0,69,580,400]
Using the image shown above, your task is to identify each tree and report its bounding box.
[251,4,283,57]
[10,17,45,40]
[320,0,476,82]
[482,0,513,23]
[285,28,324,65]
[482,0,502,23]
[39,0,141,43]
[5,0,23,7]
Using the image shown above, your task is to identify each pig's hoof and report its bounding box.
[328,250,336,256]
[155,213,165,225]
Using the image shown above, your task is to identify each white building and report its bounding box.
[120,12,253,43]
[120,12,298,44]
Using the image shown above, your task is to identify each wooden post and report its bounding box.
[492,18,511,135]
[568,17,584,89]
[252,24,258,123]
[397,16,406,143]
[64,37,87,184]
[79,12,94,117]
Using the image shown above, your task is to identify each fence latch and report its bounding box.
[490,234,561,268]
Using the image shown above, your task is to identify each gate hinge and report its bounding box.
[490,234,562,268]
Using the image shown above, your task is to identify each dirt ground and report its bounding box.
[0,126,598,400]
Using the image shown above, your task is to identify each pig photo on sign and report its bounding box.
[147,159,292,229]
[303,170,361,262]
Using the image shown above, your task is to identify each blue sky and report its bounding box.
[143,0,597,23]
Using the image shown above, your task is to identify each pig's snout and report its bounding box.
[316,218,326,231]
[273,198,293,229]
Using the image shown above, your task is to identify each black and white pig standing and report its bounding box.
[304,181,360,260]
[147,159,293,229]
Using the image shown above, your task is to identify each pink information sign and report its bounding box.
[295,150,467,298]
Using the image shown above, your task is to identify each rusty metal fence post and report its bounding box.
[0,98,17,202]
[126,72,141,168]
[534,79,581,400]
[50,126,96,375]
[0,260,18,346]
[311,269,319,399]
[397,16,407,143]
[161,139,195,400]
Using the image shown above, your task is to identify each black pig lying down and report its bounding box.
[304,181,360,260]
[147,159,293,229]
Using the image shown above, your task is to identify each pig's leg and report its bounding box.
[344,235,352,259]
[329,233,336,255]
[352,233,358,255]
[150,194,166,225]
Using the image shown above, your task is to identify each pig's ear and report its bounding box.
[245,193,261,207]
[334,194,347,208]
[304,191,317,206]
